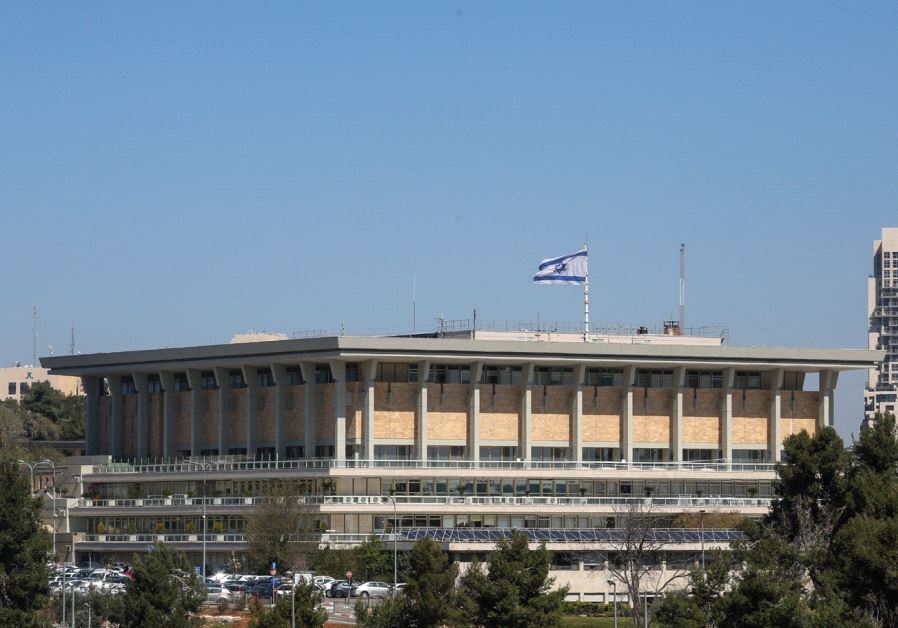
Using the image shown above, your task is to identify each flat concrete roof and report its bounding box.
[40,336,884,376]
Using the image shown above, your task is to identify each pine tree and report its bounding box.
[0,460,52,627]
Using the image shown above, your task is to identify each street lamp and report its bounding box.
[386,493,398,590]
[607,579,617,628]
[185,460,216,579]
[16,458,53,496]
[699,509,706,570]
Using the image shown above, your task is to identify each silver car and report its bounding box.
[352,581,392,598]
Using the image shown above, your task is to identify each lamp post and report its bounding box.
[45,486,59,564]
[387,494,398,590]
[607,579,617,628]
[186,460,215,579]
[699,509,706,570]
[16,458,53,496]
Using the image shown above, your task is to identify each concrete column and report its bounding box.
[520,363,535,461]
[415,361,431,461]
[299,362,316,458]
[108,375,123,460]
[241,366,258,457]
[721,368,735,463]
[818,370,838,428]
[572,365,586,463]
[81,376,101,456]
[271,364,288,459]
[159,371,175,458]
[186,369,202,456]
[621,366,636,462]
[329,361,347,464]
[132,373,149,460]
[213,367,230,456]
[671,367,686,462]
[362,361,377,462]
[769,369,784,463]
[468,362,483,462]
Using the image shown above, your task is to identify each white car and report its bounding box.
[352,581,392,598]
[205,585,231,607]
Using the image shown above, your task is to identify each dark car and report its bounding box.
[329,581,356,598]
[224,582,246,595]
[247,581,275,599]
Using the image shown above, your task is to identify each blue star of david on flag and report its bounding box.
[533,249,588,285]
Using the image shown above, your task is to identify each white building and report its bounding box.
[865,227,898,422]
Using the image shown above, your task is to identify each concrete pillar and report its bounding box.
[159,371,176,458]
[621,366,636,462]
[299,362,316,458]
[769,369,784,463]
[213,367,230,456]
[271,364,288,459]
[108,375,123,460]
[818,370,838,428]
[132,373,149,460]
[520,363,535,461]
[329,361,347,464]
[721,368,735,463]
[82,376,101,456]
[186,369,202,456]
[362,361,377,462]
[572,365,586,463]
[415,361,431,461]
[671,367,686,462]
[468,362,483,462]
[241,366,258,457]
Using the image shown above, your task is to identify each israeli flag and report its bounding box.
[533,249,588,285]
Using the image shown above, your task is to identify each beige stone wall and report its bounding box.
[173,392,191,450]
[346,382,364,440]
[633,389,672,443]
[122,395,137,458]
[732,390,770,444]
[782,417,817,439]
[480,384,521,441]
[316,385,336,442]
[286,388,304,441]
[256,388,276,443]
[148,395,163,456]
[200,390,218,446]
[229,389,247,447]
[683,389,722,444]
[583,387,622,442]
[532,386,571,442]
[373,382,417,439]
[426,383,468,440]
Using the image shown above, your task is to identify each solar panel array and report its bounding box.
[387,528,745,543]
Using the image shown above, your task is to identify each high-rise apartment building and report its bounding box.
[866,227,898,422]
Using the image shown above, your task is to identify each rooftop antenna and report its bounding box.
[70,326,76,355]
[412,273,416,336]
[32,305,38,366]
[679,242,686,331]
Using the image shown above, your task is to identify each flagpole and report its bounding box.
[583,243,590,342]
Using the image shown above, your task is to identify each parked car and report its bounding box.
[323,580,347,597]
[329,581,356,598]
[247,581,275,599]
[224,582,247,595]
[390,582,407,596]
[205,585,231,607]
[353,581,391,598]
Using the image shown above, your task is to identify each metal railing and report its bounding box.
[77,527,745,546]
[90,458,776,475]
[73,494,772,509]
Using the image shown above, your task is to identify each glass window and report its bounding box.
[735,371,761,390]
[286,367,303,385]
[7,382,15,395]
[482,366,523,385]
[257,369,275,387]
[315,365,333,384]
[685,370,723,389]
[583,447,617,462]
[201,372,218,390]
[533,367,574,385]
[636,369,673,388]
[585,368,625,387]
[147,376,162,394]
[428,364,471,384]
[229,370,246,389]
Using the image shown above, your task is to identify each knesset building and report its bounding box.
[42,327,880,599]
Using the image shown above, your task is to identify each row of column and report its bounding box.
[82,364,839,463]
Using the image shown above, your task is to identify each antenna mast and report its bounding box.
[70,326,76,355]
[679,242,686,331]
[32,305,38,366]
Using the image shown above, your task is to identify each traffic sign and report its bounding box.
[345,570,353,579]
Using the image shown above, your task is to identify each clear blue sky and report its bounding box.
[2,2,896,439]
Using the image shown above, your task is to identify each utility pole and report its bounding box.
[32,305,38,366]
[679,243,686,332]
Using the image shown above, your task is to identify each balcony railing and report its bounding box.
[73,494,772,509]
[76,527,745,546]
[90,458,776,475]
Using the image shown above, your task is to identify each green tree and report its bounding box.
[652,551,730,628]
[245,485,317,573]
[109,543,204,628]
[20,381,84,440]
[352,535,392,581]
[0,460,52,627]
[459,531,567,628]
[247,580,327,628]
